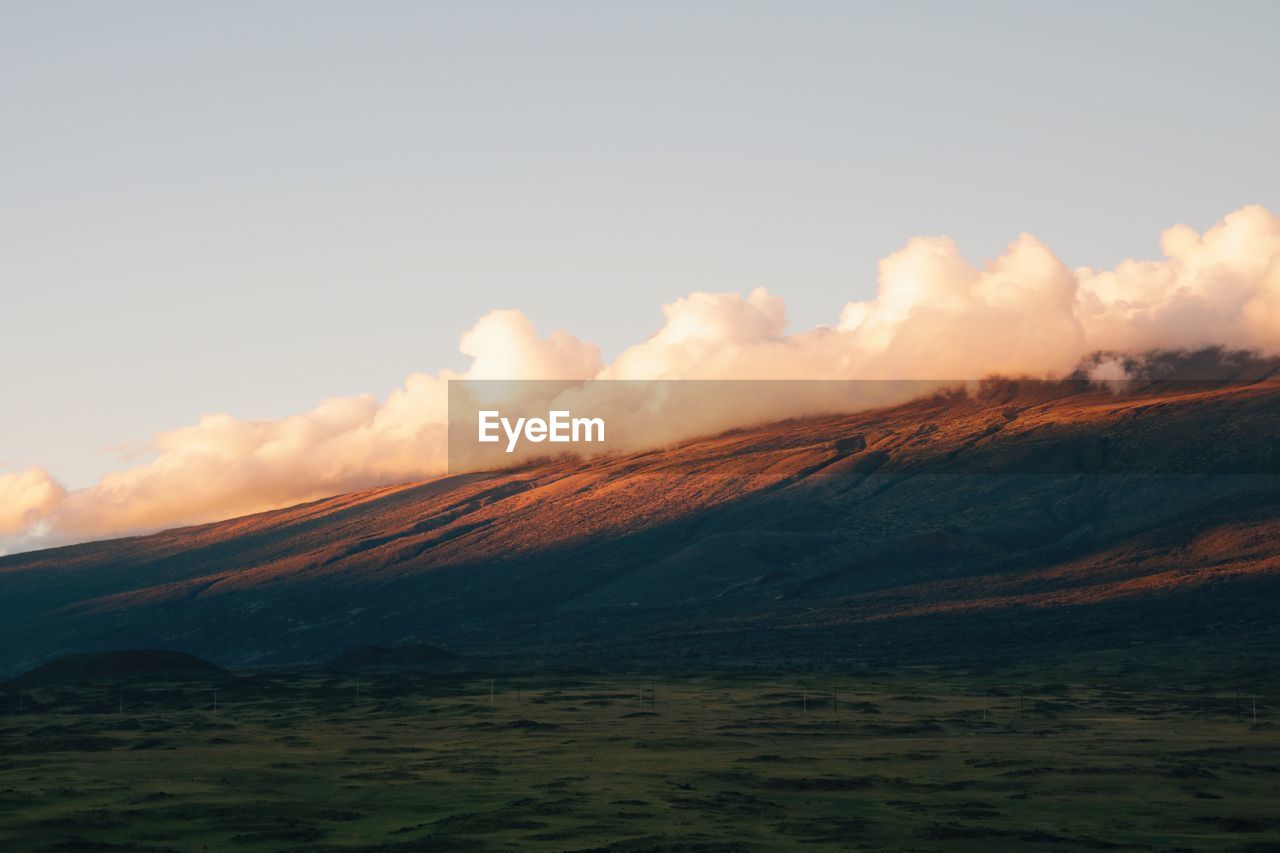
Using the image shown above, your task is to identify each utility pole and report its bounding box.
[212,689,219,714]
[802,686,807,716]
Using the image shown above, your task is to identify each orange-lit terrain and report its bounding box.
[3,378,1279,675]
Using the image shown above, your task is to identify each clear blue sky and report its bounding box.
[3,1,1278,488]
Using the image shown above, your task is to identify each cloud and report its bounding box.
[459,309,604,380]
[13,310,601,547]
[1078,206,1280,354]
[4,206,1280,551]
[0,468,65,537]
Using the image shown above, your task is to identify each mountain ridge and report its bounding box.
[3,378,1278,676]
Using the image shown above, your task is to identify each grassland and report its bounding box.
[1,656,1277,851]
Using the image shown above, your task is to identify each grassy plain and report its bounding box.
[1,657,1277,851]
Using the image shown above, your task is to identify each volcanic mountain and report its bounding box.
[3,375,1279,676]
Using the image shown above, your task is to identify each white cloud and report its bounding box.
[4,206,1279,550]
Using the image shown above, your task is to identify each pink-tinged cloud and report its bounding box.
[3,206,1279,551]
[0,468,65,537]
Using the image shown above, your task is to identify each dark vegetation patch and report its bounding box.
[760,775,877,791]
[0,665,1277,851]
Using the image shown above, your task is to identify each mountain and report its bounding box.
[2,377,1279,676]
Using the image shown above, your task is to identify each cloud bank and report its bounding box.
[4,206,1279,552]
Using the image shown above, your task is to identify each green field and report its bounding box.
[1,658,1277,851]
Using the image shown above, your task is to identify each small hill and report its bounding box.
[325,643,459,672]
[17,649,224,683]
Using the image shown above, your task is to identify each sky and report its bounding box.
[2,0,1279,492]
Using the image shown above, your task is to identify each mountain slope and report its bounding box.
[2,379,1279,675]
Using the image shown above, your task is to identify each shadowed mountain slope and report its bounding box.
[323,643,460,672]
[3,378,1279,675]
